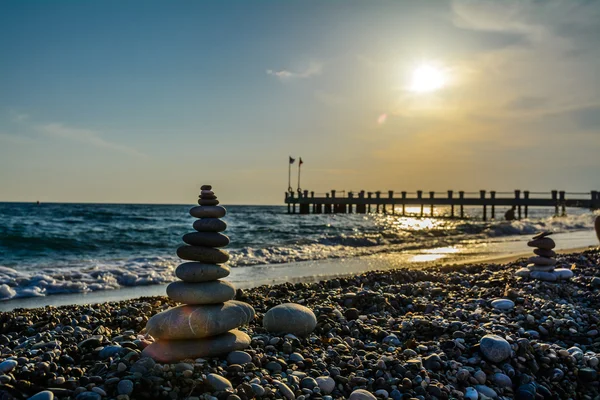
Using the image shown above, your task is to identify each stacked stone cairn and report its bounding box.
[516,231,574,281]
[142,185,255,362]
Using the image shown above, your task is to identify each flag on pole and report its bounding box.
[299,157,303,166]
[289,156,295,164]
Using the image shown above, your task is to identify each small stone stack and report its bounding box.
[142,185,255,362]
[516,231,573,281]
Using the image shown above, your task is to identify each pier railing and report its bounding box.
[284,189,600,220]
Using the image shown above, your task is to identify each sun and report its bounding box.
[409,64,446,93]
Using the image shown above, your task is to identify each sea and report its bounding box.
[0,202,598,308]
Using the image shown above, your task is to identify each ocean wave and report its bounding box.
[0,257,177,301]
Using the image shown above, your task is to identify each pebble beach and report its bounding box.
[1,248,599,399]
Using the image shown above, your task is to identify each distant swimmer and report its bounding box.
[36,200,40,205]
[504,205,516,221]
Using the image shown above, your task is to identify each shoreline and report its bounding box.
[0,248,599,399]
[1,239,596,312]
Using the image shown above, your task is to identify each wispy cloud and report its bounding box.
[266,62,322,80]
[37,123,147,158]
[9,110,29,122]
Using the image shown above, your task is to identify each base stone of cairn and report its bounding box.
[143,185,255,362]
[517,231,574,281]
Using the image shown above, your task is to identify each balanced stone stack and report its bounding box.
[516,231,573,281]
[142,185,255,362]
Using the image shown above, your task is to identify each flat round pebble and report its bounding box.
[117,379,134,395]
[175,262,230,282]
[227,350,252,365]
[207,373,233,391]
[189,205,226,218]
[177,245,230,264]
[491,298,515,310]
[263,303,317,336]
[479,334,512,363]
[348,389,377,400]
[0,360,17,373]
[28,391,54,400]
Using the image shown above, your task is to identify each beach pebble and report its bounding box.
[492,372,512,388]
[532,231,553,240]
[527,237,555,249]
[530,271,558,282]
[193,218,227,232]
[316,376,335,394]
[251,384,265,396]
[198,199,220,206]
[515,383,536,400]
[98,345,123,359]
[175,263,230,283]
[227,350,252,365]
[75,393,101,400]
[263,303,317,336]
[207,373,233,391]
[554,268,574,279]
[515,267,531,277]
[189,206,226,218]
[166,280,236,304]
[0,360,17,373]
[117,380,134,395]
[534,248,556,257]
[275,380,295,400]
[348,389,377,400]
[479,334,511,363]
[146,301,255,339]
[183,232,230,248]
[176,245,230,264]
[28,391,54,400]
[200,185,212,190]
[527,256,557,266]
[491,298,514,310]
[464,387,478,400]
[475,385,498,398]
[142,330,251,362]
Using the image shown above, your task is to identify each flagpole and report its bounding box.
[297,160,301,192]
[288,161,292,192]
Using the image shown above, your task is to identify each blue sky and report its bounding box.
[1,0,599,204]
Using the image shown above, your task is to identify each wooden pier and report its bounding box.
[285,190,600,220]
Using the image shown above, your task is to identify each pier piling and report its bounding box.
[480,190,487,221]
[459,191,464,218]
[524,191,529,218]
[448,190,454,218]
[515,190,521,220]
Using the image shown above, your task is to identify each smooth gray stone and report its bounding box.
[491,299,514,310]
[527,256,556,266]
[175,262,230,282]
[527,237,555,250]
[0,360,17,373]
[200,185,212,190]
[201,190,215,196]
[177,245,230,264]
[183,232,230,248]
[554,268,574,279]
[193,218,227,232]
[534,248,556,257]
[527,264,555,272]
[146,300,255,340]
[532,231,553,240]
[227,350,252,365]
[142,330,251,363]
[117,380,134,395]
[316,376,335,394]
[189,206,226,218]
[198,199,220,206]
[515,267,531,277]
[207,372,234,391]
[28,391,54,400]
[263,303,317,337]
[166,280,236,304]
[479,334,512,363]
[531,271,558,281]
[474,385,498,399]
[348,389,377,400]
[492,372,512,388]
[200,194,217,200]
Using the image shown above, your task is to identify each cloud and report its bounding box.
[266,62,322,80]
[37,123,147,158]
[9,110,29,122]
